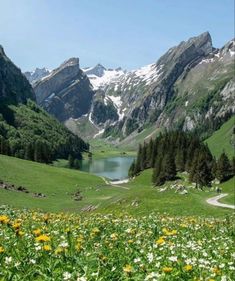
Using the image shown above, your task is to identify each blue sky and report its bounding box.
[0,0,234,71]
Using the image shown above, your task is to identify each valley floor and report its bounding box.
[0,154,234,217]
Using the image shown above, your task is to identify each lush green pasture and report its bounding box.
[0,154,125,213]
[205,116,235,158]
[103,169,234,217]
[0,155,234,217]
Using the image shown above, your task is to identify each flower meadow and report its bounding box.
[0,207,234,281]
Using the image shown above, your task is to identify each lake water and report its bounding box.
[80,156,135,180]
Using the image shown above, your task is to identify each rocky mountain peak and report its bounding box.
[59,57,80,70]
[83,64,106,77]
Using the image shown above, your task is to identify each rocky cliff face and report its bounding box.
[33,58,94,122]
[71,32,234,141]
[0,45,35,105]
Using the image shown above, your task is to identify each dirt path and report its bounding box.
[101,177,130,190]
[206,193,235,210]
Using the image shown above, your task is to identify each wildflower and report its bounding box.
[29,259,36,264]
[43,245,52,251]
[156,237,165,245]
[184,264,193,271]
[55,247,64,255]
[162,267,173,273]
[147,253,154,263]
[33,229,41,236]
[63,271,72,280]
[123,264,133,273]
[12,222,21,229]
[110,233,118,240]
[212,267,221,274]
[169,256,178,262]
[0,215,10,224]
[35,234,50,243]
[0,246,4,253]
[5,256,12,264]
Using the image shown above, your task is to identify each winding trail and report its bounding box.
[206,193,235,210]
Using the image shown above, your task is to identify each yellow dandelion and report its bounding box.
[43,245,51,251]
[156,236,165,245]
[35,234,51,243]
[212,267,221,275]
[162,267,173,273]
[184,264,193,271]
[33,229,41,236]
[12,222,21,229]
[123,264,133,273]
[0,215,10,224]
[0,246,4,253]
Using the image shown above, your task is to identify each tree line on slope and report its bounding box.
[129,131,235,187]
[0,101,89,163]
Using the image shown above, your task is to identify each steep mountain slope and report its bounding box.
[33,58,94,122]
[71,32,234,142]
[24,67,51,84]
[0,45,35,105]
[0,45,88,161]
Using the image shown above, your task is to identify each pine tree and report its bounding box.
[68,154,74,168]
[146,138,153,168]
[216,152,232,182]
[163,153,176,181]
[134,144,142,174]
[152,156,163,185]
[74,159,80,170]
[175,149,185,172]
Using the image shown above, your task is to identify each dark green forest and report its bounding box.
[0,100,89,163]
[129,131,234,187]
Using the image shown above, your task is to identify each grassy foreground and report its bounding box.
[205,116,235,158]
[0,207,234,281]
[0,155,234,217]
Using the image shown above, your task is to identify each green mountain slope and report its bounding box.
[0,45,88,162]
[205,116,235,158]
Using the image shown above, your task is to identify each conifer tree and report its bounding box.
[216,152,231,182]
[68,154,74,168]
[163,153,176,181]
[74,159,80,170]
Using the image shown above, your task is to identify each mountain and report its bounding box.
[24,67,51,84]
[68,32,234,142]
[33,58,94,122]
[0,45,88,162]
[0,45,35,105]
[83,64,125,90]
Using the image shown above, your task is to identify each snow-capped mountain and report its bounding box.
[77,32,234,141]
[83,64,125,90]
[24,67,51,84]
[25,32,234,143]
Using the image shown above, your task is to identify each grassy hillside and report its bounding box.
[0,154,234,217]
[0,154,125,212]
[205,116,235,158]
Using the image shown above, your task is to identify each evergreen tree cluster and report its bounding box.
[129,131,234,187]
[0,101,89,163]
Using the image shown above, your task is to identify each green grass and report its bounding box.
[88,139,136,159]
[102,169,234,217]
[0,154,125,213]
[0,155,233,217]
[218,177,235,205]
[205,116,235,158]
